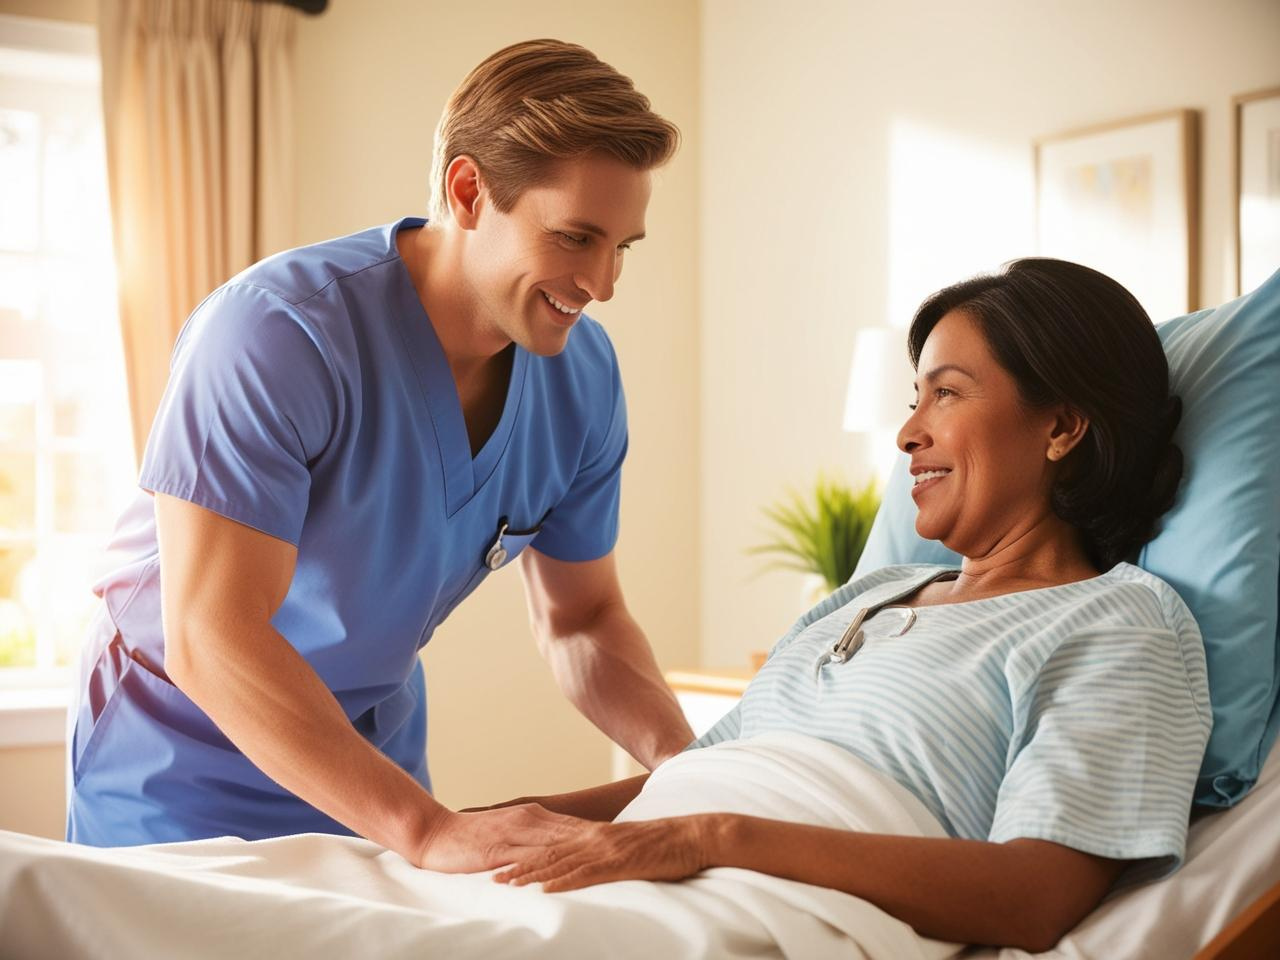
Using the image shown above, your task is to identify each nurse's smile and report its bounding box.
[539,290,583,326]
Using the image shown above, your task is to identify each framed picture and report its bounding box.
[1035,110,1199,322]
[1234,87,1280,296]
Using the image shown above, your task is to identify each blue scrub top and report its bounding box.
[67,218,628,846]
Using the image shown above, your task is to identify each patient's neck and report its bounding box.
[944,516,1100,603]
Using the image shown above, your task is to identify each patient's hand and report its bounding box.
[492,815,712,891]
[412,806,581,874]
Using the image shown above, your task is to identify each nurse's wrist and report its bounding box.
[407,804,456,868]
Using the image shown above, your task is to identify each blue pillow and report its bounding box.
[853,268,1280,807]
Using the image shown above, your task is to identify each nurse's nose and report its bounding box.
[575,250,618,304]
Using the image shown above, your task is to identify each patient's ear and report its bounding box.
[1046,406,1089,462]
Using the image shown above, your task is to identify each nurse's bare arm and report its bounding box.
[519,547,694,770]
[155,492,576,871]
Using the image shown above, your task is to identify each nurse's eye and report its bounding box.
[556,231,589,247]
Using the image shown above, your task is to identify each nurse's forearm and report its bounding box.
[538,604,693,769]
[166,619,441,861]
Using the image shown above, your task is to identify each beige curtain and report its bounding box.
[98,0,297,464]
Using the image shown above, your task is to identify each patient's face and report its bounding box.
[896,310,1062,556]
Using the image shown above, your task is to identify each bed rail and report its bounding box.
[1193,878,1280,960]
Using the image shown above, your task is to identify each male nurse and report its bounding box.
[67,38,694,873]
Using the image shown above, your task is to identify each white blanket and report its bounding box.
[0,733,961,960]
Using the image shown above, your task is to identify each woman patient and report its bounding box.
[480,258,1211,953]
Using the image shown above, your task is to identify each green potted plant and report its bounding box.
[750,475,881,603]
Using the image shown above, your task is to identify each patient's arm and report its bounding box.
[703,819,1124,952]
[468,774,650,821]
[495,816,1124,952]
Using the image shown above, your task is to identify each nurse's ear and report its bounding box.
[444,154,484,229]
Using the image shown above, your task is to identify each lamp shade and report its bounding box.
[842,326,915,433]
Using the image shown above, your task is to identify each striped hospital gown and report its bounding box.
[690,562,1211,879]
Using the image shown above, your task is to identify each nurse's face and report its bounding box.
[896,309,1065,558]
[464,154,652,357]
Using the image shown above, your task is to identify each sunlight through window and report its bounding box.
[0,16,134,690]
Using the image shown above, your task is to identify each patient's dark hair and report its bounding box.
[907,258,1183,570]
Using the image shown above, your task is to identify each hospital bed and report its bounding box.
[0,733,1275,960]
[2,268,1278,958]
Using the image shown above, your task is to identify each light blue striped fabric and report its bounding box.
[692,563,1211,879]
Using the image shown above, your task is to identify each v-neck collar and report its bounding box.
[388,217,530,517]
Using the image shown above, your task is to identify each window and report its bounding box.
[0,15,134,694]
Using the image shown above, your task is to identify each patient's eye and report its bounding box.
[556,231,589,247]
[908,387,955,412]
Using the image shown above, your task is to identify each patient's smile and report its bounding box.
[911,467,951,500]
[912,469,951,485]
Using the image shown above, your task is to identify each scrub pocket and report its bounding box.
[69,607,129,785]
[355,660,430,790]
[352,673,417,746]
[487,529,539,571]
[71,626,203,787]
[67,632,273,846]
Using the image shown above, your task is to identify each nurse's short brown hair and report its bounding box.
[428,39,680,222]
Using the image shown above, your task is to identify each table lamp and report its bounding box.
[842,326,915,482]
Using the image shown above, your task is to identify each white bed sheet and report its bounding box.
[0,734,960,960]
[965,740,1280,960]
[3,734,1274,959]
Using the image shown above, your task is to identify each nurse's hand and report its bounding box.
[490,815,714,891]
[412,805,581,874]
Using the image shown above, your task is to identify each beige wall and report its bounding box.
[698,0,1280,668]
[0,744,64,838]
[292,0,702,808]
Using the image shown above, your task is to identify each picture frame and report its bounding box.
[1035,109,1199,322]
[1234,87,1280,296]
